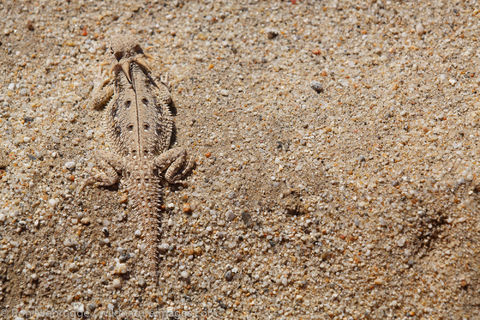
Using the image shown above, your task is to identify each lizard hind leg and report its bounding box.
[153,147,195,185]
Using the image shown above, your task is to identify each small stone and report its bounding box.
[158,243,170,254]
[182,203,192,214]
[449,78,457,85]
[415,23,425,35]
[86,130,94,139]
[112,278,122,289]
[137,277,146,287]
[225,270,233,281]
[310,81,324,93]
[119,193,128,204]
[31,273,38,281]
[379,218,386,226]
[226,210,236,221]
[80,217,90,225]
[241,211,253,227]
[266,29,279,39]
[219,89,229,96]
[134,229,141,237]
[68,262,79,272]
[397,237,406,247]
[26,20,34,31]
[180,271,189,279]
[65,161,76,170]
[8,83,15,91]
[73,302,84,313]
[113,262,127,275]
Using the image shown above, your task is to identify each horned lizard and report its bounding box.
[84,35,194,278]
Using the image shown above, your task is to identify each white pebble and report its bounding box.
[73,302,84,313]
[180,271,189,279]
[415,23,425,35]
[449,78,457,85]
[8,83,15,91]
[112,278,122,289]
[48,198,59,207]
[113,262,127,275]
[65,161,76,170]
[86,130,94,139]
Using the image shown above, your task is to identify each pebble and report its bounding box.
[219,89,229,96]
[113,262,127,275]
[225,270,233,281]
[266,29,279,39]
[241,211,253,227]
[415,23,425,35]
[397,237,406,247]
[112,278,122,289]
[8,83,15,91]
[68,262,79,272]
[73,302,84,313]
[226,210,236,221]
[310,81,324,93]
[137,277,146,287]
[48,198,59,207]
[158,243,170,254]
[180,271,189,279]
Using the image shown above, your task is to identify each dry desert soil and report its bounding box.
[1,0,480,319]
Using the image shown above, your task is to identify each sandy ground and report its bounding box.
[1,0,480,319]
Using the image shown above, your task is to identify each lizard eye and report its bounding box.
[114,51,124,61]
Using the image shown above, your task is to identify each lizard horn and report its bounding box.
[144,53,154,60]
[135,57,150,72]
[120,61,132,83]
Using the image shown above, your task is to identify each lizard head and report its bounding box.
[109,35,144,61]
[109,35,153,83]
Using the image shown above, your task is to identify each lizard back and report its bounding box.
[107,38,173,159]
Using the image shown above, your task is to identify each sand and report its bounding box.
[0,0,479,319]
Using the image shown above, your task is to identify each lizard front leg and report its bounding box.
[80,151,124,191]
[90,66,114,110]
[153,148,195,184]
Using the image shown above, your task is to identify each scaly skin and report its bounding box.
[85,35,194,280]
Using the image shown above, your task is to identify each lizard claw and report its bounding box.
[160,73,172,91]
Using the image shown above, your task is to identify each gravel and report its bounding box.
[0,0,479,319]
